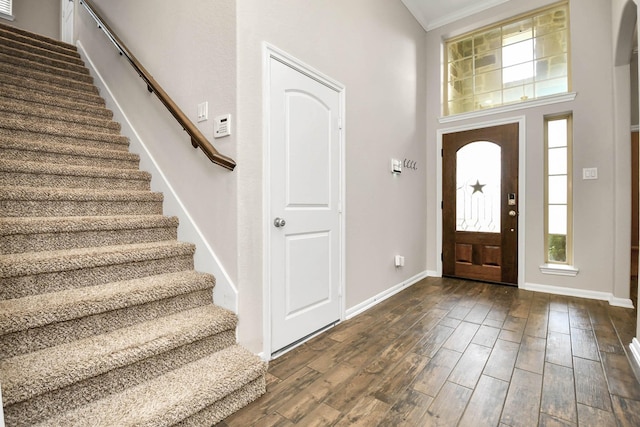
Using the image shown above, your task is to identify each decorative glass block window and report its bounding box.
[0,0,12,18]
[445,2,570,115]
[545,114,572,264]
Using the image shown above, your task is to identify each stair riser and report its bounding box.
[0,52,93,84]
[1,289,213,358]
[0,199,163,218]
[0,171,151,192]
[176,377,267,427]
[0,36,85,67]
[1,225,178,255]
[4,331,237,426]
[0,44,90,77]
[2,256,194,300]
[1,122,129,149]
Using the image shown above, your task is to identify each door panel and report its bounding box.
[269,58,342,354]
[443,123,519,285]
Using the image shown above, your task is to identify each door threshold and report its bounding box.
[271,320,339,360]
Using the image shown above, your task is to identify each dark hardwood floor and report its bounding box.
[220,277,640,426]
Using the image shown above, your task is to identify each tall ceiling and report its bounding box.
[401,0,511,32]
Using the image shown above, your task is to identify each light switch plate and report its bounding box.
[582,167,598,180]
[197,102,208,122]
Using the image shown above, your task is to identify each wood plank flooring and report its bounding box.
[219,277,640,426]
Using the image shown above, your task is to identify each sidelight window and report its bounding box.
[444,1,570,116]
[544,114,572,264]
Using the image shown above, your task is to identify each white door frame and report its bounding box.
[262,43,346,359]
[436,115,526,286]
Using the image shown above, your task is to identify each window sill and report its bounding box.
[0,12,14,21]
[439,92,577,124]
[539,263,579,277]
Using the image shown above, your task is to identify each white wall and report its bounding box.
[236,0,428,352]
[426,0,630,302]
[4,0,60,39]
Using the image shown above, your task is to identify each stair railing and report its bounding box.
[79,0,236,171]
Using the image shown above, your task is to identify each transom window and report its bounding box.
[445,2,570,116]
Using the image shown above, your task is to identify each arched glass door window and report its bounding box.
[456,141,501,232]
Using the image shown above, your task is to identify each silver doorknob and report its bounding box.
[509,210,517,217]
[274,217,286,228]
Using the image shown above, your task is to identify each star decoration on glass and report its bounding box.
[471,179,486,194]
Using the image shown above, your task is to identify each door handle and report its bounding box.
[509,210,518,217]
[274,217,286,228]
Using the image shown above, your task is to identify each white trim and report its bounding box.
[631,338,640,369]
[439,92,577,124]
[632,125,639,132]
[77,41,238,313]
[539,263,579,277]
[426,269,439,277]
[522,282,635,308]
[401,0,510,32]
[436,115,527,286]
[0,12,13,21]
[345,271,428,320]
[262,43,346,360]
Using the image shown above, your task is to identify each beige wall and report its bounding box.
[427,0,629,299]
[75,0,239,309]
[236,0,428,352]
[4,0,60,39]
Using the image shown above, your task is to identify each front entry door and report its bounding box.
[443,123,519,285]
[268,56,342,354]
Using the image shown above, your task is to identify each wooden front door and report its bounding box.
[443,123,519,285]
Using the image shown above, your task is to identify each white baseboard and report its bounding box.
[522,282,634,308]
[345,271,428,320]
[631,338,640,368]
[426,269,439,277]
[77,41,238,313]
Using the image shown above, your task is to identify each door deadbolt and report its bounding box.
[509,210,517,217]
[274,218,286,228]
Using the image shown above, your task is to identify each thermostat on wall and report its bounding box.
[214,114,231,138]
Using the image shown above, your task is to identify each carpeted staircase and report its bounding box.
[0,23,266,426]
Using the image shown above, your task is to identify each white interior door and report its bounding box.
[269,56,343,354]
[61,0,74,44]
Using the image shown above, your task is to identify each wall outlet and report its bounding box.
[582,167,598,180]
[395,255,405,267]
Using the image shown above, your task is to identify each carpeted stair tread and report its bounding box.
[1,70,107,105]
[0,137,140,169]
[0,240,193,279]
[0,97,120,132]
[0,34,84,66]
[0,61,98,95]
[0,304,238,406]
[1,215,177,237]
[0,22,77,53]
[1,115,129,147]
[30,344,267,427]
[0,42,90,76]
[0,158,151,191]
[0,51,93,84]
[0,270,215,336]
[0,82,111,120]
[0,185,161,204]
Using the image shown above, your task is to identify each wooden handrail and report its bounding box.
[79,0,236,171]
